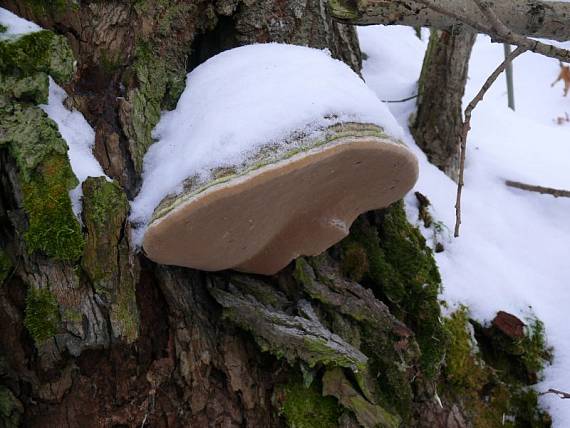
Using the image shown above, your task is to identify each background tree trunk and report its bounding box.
[411,28,476,181]
[0,1,552,427]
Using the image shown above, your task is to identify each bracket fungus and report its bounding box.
[132,44,418,275]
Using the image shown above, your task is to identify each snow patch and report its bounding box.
[130,43,403,245]
[0,7,41,39]
[41,78,108,217]
[359,25,570,427]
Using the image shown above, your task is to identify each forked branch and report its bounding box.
[454,45,526,236]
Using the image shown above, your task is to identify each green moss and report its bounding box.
[0,29,83,263]
[0,24,7,34]
[81,177,128,289]
[521,319,551,378]
[24,287,60,344]
[441,308,552,428]
[0,104,84,261]
[302,336,366,374]
[278,376,341,428]
[443,307,488,392]
[0,249,12,285]
[328,0,360,21]
[83,178,127,228]
[0,30,75,83]
[111,280,139,344]
[342,201,448,380]
[340,242,368,282]
[473,316,553,386]
[22,154,84,261]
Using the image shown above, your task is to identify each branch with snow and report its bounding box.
[541,389,570,400]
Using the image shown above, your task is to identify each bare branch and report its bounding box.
[471,0,570,63]
[505,180,570,198]
[415,0,570,63]
[454,45,526,237]
[541,389,570,399]
[329,0,570,42]
[381,94,419,103]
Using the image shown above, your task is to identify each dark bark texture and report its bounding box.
[0,1,552,427]
[411,28,476,181]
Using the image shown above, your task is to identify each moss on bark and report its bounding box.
[23,287,60,344]
[81,177,128,289]
[341,201,448,380]
[21,154,83,261]
[1,27,83,262]
[0,30,74,84]
[441,307,552,427]
[277,374,342,428]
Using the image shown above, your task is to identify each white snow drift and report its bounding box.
[41,79,107,216]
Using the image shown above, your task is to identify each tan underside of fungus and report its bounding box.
[143,124,418,275]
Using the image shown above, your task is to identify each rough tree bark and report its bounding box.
[411,28,476,181]
[0,1,553,427]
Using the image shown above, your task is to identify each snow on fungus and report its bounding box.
[138,44,418,275]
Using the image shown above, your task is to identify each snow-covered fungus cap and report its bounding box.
[136,44,418,274]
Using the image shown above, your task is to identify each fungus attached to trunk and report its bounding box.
[143,123,417,274]
[133,44,418,275]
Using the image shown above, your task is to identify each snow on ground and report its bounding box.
[359,25,570,426]
[41,79,107,216]
[0,7,40,39]
[130,43,403,245]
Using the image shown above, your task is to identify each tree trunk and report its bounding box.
[0,1,552,427]
[411,28,476,181]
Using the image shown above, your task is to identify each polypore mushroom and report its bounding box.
[133,44,418,275]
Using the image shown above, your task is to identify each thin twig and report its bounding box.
[381,94,419,103]
[541,389,570,399]
[454,45,527,237]
[505,180,570,198]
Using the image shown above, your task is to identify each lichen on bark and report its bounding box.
[120,41,187,174]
